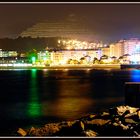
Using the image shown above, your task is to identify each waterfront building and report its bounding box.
[0,49,18,57]
[50,51,64,65]
[37,51,51,61]
[123,38,140,64]
[36,51,51,65]
[123,38,140,63]
[123,38,140,55]
[101,47,110,57]
[109,42,124,58]
[8,51,18,57]
[108,38,140,63]
[50,49,102,65]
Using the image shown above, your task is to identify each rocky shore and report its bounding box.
[17,105,140,137]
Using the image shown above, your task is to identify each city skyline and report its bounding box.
[1,3,140,43]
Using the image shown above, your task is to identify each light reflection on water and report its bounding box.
[0,68,137,135]
[27,69,42,118]
[26,69,126,120]
[42,97,93,120]
[130,69,140,82]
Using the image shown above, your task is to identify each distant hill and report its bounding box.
[0,36,66,52]
[20,17,91,39]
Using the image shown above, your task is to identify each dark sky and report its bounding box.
[1,3,140,43]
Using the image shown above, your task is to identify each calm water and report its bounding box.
[0,68,140,136]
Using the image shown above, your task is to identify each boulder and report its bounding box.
[71,121,85,132]
[86,119,111,126]
[109,106,139,117]
[28,123,60,136]
[17,106,140,137]
[83,130,98,137]
[17,128,27,136]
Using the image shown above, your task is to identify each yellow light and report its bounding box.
[58,40,61,43]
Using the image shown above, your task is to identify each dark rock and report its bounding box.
[137,110,140,119]
[55,120,85,136]
[109,106,139,117]
[131,123,140,136]
[59,121,75,128]
[17,106,140,137]
[71,121,85,132]
[109,107,117,116]
[133,131,140,136]
[27,123,60,136]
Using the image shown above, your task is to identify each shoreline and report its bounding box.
[0,64,121,70]
[17,105,140,137]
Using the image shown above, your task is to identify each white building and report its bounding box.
[0,49,18,57]
[50,49,102,65]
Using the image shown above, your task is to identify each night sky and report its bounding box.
[1,3,140,43]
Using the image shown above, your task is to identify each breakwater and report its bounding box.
[17,106,140,137]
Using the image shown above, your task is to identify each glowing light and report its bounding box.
[27,69,42,118]
[58,40,61,44]
[63,69,68,72]
[43,57,47,61]
[43,69,48,72]
[58,39,105,50]
[31,56,36,63]
[130,70,140,82]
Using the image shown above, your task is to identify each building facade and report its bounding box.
[50,49,102,65]
[101,47,110,57]
[109,41,124,58]
[123,38,140,55]
[0,49,18,57]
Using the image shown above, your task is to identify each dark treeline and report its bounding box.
[0,36,62,53]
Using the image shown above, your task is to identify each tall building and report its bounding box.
[123,38,140,63]
[123,38,140,55]
[101,47,110,57]
[108,38,140,63]
[109,41,124,58]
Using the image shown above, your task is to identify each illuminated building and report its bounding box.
[101,47,110,57]
[123,38,140,55]
[0,49,18,57]
[125,39,140,63]
[50,49,102,65]
[109,38,140,58]
[51,51,64,65]
[37,51,51,61]
[109,41,124,58]
[8,51,18,57]
[36,51,51,65]
[115,38,140,63]
[0,49,30,64]
[108,38,140,63]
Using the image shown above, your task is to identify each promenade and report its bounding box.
[0,64,121,70]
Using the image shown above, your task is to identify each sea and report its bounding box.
[0,68,139,136]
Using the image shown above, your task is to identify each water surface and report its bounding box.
[0,68,139,136]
